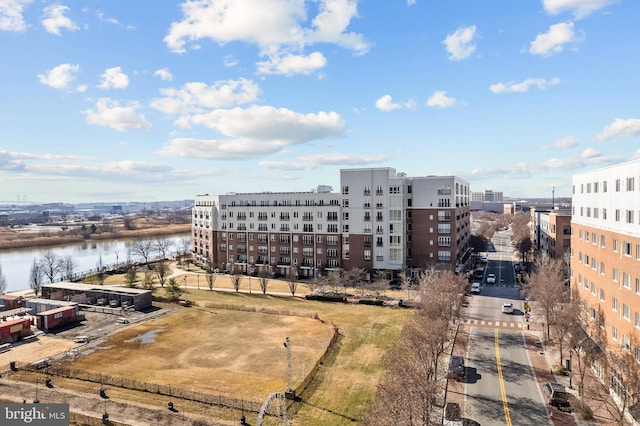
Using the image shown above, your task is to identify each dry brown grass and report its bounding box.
[68,306,335,403]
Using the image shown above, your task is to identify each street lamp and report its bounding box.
[569,349,574,389]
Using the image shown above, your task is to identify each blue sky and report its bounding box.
[1,0,638,204]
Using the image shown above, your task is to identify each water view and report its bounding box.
[0,234,189,293]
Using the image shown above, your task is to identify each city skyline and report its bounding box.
[1,0,639,203]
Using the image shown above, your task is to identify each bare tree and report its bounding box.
[0,262,7,293]
[130,239,155,266]
[258,270,269,295]
[590,332,640,426]
[40,251,61,283]
[122,215,135,230]
[180,235,192,265]
[523,255,568,343]
[231,274,241,292]
[344,267,365,294]
[417,268,466,324]
[154,237,175,259]
[287,267,298,296]
[370,270,389,299]
[60,255,78,281]
[154,260,170,287]
[29,258,43,296]
[207,271,216,291]
[96,254,106,285]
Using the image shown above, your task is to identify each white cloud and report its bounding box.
[257,51,327,76]
[82,98,152,131]
[550,135,578,148]
[595,118,640,142]
[0,0,32,32]
[158,105,345,160]
[98,66,129,89]
[407,0,417,5]
[470,153,622,179]
[163,0,369,75]
[426,91,458,109]
[259,153,390,170]
[633,149,640,160]
[37,63,80,89]
[489,77,560,93]
[375,95,401,112]
[150,78,260,115]
[223,55,238,67]
[153,68,173,81]
[542,0,617,19]
[41,4,78,36]
[442,25,477,61]
[530,22,583,56]
[581,147,600,158]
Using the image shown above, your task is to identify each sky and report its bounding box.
[1,0,639,204]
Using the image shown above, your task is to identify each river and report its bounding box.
[0,234,189,293]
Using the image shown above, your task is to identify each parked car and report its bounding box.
[447,356,465,380]
[514,263,521,272]
[486,273,496,284]
[479,255,488,263]
[543,382,570,407]
[471,282,481,294]
[501,302,513,314]
[472,268,484,279]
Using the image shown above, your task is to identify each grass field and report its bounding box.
[63,285,412,425]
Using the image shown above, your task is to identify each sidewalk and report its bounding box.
[524,319,615,425]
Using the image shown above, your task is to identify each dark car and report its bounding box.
[447,356,465,380]
[543,382,570,407]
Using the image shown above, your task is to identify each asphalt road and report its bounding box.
[461,229,551,425]
[464,328,550,425]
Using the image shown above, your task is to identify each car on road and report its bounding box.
[470,282,481,294]
[501,302,513,314]
[479,255,488,263]
[543,382,570,408]
[447,356,465,381]
[486,273,496,284]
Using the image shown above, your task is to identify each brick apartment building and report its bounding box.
[192,167,471,279]
[571,159,640,386]
[531,208,572,261]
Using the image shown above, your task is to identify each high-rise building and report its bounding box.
[192,167,471,278]
[471,190,503,203]
[571,159,640,360]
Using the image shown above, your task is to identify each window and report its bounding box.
[438,236,451,247]
[616,179,621,192]
[437,251,451,261]
[635,312,640,329]
[364,250,371,261]
[603,180,608,192]
[612,296,618,311]
[627,177,635,191]
[623,272,631,289]
[624,241,632,256]
[599,288,605,302]
[636,278,640,294]
[603,208,607,220]
[623,304,631,321]
[627,210,635,224]
[342,186,349,195]
[600,261,605,275]
[615,209,621,222]
[613,239,619,252]
[600,235,606,248]
[612,325,618,340]
[613,268,618,282]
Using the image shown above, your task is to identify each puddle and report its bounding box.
[125,328,164,344]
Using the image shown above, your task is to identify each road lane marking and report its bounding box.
[495,329,513,426]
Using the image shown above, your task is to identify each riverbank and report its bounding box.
[0,223,191,251]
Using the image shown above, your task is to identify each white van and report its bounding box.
[116,317,129,324]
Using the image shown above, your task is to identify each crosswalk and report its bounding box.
[463,319,523,329]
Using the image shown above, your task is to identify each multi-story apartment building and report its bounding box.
[471,189,503,203]
[571,159,640,362]
[192,167,471,278]
[530,208,572,261]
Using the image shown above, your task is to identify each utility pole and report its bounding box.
[284,337,295,400]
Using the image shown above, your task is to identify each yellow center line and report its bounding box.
[495,329,512,426]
